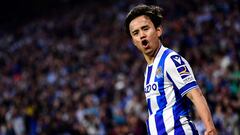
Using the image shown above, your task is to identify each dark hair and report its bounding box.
[124,4,163,37]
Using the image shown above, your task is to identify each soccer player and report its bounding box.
[124,4,217,135]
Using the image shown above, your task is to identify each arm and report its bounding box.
[164,53,217,134]
[186,88,217,135]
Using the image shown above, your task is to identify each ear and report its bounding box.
[156,26,163,37]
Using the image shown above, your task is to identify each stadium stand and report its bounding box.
[0,0,239,134]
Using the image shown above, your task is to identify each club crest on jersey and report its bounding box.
[155,67,163,79]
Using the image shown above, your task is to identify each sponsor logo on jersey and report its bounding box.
[171,55,184,67]
[177,65,191,79]
[171,55,191,79]
[145,82,160,98]
[183,76,194,83]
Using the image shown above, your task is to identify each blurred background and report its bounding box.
[0,0,239,135]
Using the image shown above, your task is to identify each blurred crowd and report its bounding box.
[0,0,239,135]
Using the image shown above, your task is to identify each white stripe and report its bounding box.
[163,56,176,134]
[181,86,199,97]
[177,64,187,68]
[168,129,175,135]
[162,94,175,134]
[150,97,159,114]
[150,48,162,83]
[179,116,193,135]
[148,47,164,114]
[144,66,148,86]
[148,46,165,135]
[149,115,158,135]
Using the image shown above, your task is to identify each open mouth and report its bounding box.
[142,40,149,46]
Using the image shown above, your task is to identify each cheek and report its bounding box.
[150,33,159,44]
[132,38,140,47]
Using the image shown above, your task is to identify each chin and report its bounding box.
[145,50,153,56]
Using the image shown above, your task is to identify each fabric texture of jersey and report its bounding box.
[144,45,199,135]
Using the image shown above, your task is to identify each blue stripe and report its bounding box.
[167,73,199,135]
[146,65,153,85]
[166,73,186,135]
[179,81,198,96]
[188,119,199,135]
[154,49,172,134]
[174,127,186,135]
[155,96,167,134]
[166,73,189,116]
[146,119,151,135]
[155,114,167,135]
[147,98,153,115]
[155,49,172,90]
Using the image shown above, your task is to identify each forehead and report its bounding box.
[129,15,153,31]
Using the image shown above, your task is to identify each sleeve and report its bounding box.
[165,53,199,97]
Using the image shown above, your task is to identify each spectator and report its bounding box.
[0,0,239,134]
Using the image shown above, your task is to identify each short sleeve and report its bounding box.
[165,53,199,97]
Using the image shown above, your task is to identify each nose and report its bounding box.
[140,30,146,39]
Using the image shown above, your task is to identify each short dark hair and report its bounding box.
[124,4,163,37]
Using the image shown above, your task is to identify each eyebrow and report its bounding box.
[131,25,149,34]
[141,25,149,29]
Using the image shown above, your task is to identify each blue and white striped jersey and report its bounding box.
[144,45,199,135]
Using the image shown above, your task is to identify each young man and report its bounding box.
[124,4,216,135]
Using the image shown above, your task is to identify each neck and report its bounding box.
[145,44,161,65]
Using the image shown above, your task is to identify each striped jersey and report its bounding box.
[144,45,199,135]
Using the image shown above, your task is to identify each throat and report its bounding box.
[145,46,161,65]
[145,55,155,65]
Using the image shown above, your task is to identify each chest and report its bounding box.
[144,63,165,98]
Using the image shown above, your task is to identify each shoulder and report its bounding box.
[163,48,192,73]
[163,48,183,65]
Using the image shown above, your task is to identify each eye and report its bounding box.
[132,31,138,36]
[142,26,149,31]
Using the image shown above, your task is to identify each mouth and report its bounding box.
[142,40,149,46]
[141,39,150,49]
